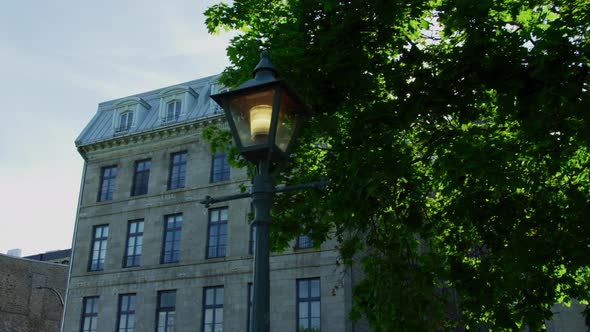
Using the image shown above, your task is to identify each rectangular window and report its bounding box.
[117,293,136,332]
[297,235,313,249]
[98,166,117,202]
[202,286,224,332]
[131,159,150,196]
[156,290,176,332]
[124,220,144,268]
[117,111,134,133]
[165,101,182,123]
[210,152,230,182]
[88,225,109,271]
[247,283,253,332]
[297,278,321,332]
[168,151,187,190]
[80,296,99,332]
[207,208,228,258]
[162,214,182,264]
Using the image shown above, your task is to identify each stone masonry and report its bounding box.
[0,254,68,332]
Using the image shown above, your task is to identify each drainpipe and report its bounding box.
[60,159,87,332]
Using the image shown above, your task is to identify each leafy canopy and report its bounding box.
[205,0,590,330]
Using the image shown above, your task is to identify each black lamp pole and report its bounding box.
[251,160,273,332]
[206,51,314,332]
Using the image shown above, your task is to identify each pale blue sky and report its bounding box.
[0,0,232,256]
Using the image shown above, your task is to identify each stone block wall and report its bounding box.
[0,254,68,332]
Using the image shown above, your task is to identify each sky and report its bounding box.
[0,0,233,256]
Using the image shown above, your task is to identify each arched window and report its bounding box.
[118,111,134,132]
[165,101,181,122]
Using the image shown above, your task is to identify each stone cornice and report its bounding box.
[77,114,226,159]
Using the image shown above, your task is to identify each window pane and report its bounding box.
[220,208,228,221]
[121,296,129,309]
[158,313,167,328]
[206,288,215,305]
[311,318,320,329]
[205,309,213,323]
[119,316,127,329]
[311,279,320,297]
[160,292,175,307]
[299,281,308,298]
[215,288,224,304]
[168,312,175,326]
[299,303,308,318]
[299,319,309,330]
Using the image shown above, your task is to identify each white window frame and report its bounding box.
[117,111,134,133]
[158,85,198,125]
[112,97,150,135]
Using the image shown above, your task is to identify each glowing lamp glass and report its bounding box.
[250,104,272,139]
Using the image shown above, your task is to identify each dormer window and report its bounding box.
[165,101,182,123]
[117,111,134,133]
[159,85,198,126]
[112,97,150,136]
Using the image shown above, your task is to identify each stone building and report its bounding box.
[0,253,68,332]
[26,249,72,265]
[62,75,356,332]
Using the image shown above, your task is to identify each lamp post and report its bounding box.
[36,286,65,307]
[208,51,310,332]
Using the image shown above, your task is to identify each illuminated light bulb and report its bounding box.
[250,104,272,139]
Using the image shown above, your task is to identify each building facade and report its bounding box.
[62,75,356,332]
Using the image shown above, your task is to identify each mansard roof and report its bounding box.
[75,74,222,147]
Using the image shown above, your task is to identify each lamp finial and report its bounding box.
[253,50,277,81]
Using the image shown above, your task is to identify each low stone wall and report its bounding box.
[0,254,68,332]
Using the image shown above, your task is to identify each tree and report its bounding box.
[204,0,590,330]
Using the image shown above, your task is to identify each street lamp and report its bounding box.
[210,51,310,332]
[210,50,308,164]
[36,286,65,307]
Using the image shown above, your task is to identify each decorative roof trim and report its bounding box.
[76,114,225,159]
[112,96,151,110]
[159,85,198,99]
